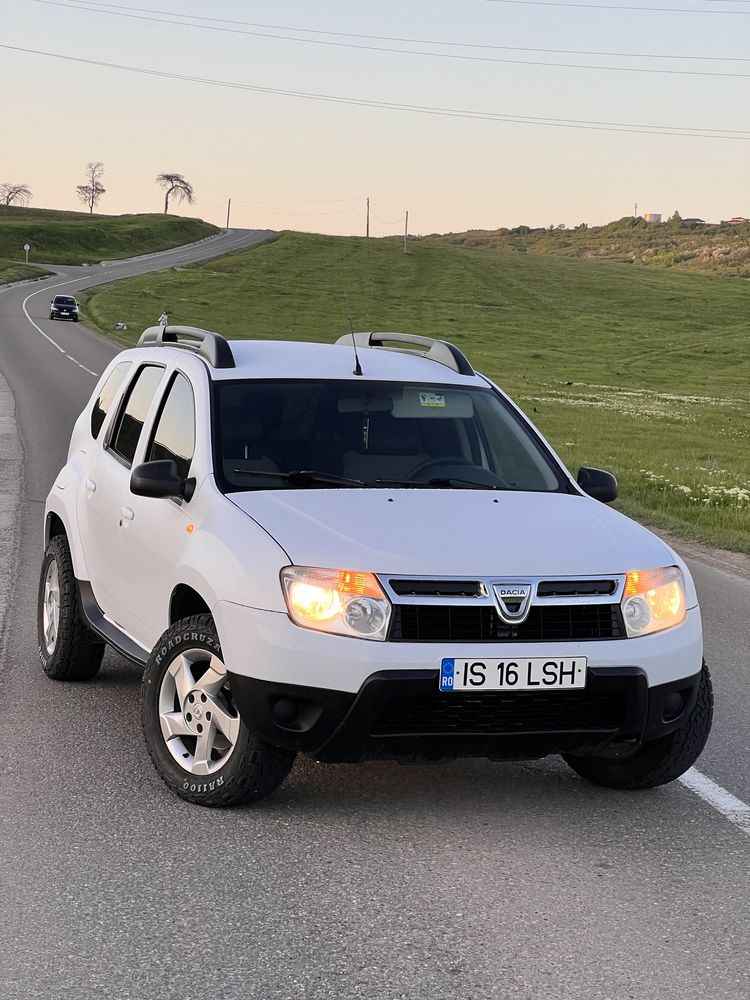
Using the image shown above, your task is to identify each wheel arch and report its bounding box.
[169,583,213,626]
[44,496,90,581]
[45,511,66,543]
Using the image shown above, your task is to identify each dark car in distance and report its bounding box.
[49,295,80,321]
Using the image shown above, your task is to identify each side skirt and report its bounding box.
[77,580,150,667]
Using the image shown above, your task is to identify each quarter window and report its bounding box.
[91,361,131,439]
[148,373,196,481]
[110,365,164,466]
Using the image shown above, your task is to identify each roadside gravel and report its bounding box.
[0,366,23,652]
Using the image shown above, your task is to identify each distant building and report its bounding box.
[683,218,706,225]
[643,212,662,223]
[725,217,749,225]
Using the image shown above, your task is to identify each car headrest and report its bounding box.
[362,415,421,455]
[235,390,284,430]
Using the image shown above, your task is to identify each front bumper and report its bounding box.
[229,667,702,763]
[214,601,704,763]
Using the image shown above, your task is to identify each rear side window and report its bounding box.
[110,365,164,466]
[91,361,131,439]
[148,373,196,481]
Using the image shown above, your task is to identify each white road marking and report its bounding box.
[21,278,101,376]
[679,767,750,836]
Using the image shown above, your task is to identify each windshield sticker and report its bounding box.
[419,392,446,408]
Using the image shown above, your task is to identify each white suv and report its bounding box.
[39,326,712,807]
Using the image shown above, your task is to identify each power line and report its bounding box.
[2,44,747,140]
[482,0,750,12]
[40,0,750,62]
[231,205,361,217]
[35,1,750,77]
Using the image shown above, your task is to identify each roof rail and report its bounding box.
[334,331,474,377]
[137,325,235,369]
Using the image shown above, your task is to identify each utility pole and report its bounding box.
[366,197,370,238]
[403,211,409,253]
[634,201,638,218]
[226,197,232,229]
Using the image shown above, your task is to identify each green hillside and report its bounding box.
[0,259,49,284]
[424,215,750,277]
[81,232,750,552]
[0,206,218,265]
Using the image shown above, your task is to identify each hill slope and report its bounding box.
[81,232,750,552]
[0,206,218,265]
[424,216,750,277]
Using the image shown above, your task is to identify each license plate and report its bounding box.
[439,657,587,692]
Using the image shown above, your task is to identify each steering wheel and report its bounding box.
[407,456,511,488]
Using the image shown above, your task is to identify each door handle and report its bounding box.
[85,479,97,493]
[120,506,135,522]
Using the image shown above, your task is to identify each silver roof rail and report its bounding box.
[334,331,474,376]
[137,325,235,369]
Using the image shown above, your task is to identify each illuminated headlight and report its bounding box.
[621,566,686,637]
[280,566,391,641]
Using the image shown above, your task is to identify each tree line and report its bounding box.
[0,163,195,215]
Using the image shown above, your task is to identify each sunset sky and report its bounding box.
[2,0,748,235]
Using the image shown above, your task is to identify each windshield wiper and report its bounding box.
[231,468,367,488]
[425,477,509,490]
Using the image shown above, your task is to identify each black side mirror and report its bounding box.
[577,466,618,503]
[130,459,195,501]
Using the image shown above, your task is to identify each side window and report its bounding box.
[91,361,131,439]
[110,365,164,467]
[148,373,196,481]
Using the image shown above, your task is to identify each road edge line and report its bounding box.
[679,767,750,836]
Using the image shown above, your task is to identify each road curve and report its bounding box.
[0,231,748,1000]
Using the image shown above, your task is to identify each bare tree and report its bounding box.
[0,183,33,207]
[156,173,195,214]
[76,161,106,214]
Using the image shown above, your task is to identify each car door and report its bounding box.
[76,363,165,629]
[112,370,198,647]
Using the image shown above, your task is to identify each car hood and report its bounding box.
[229,489,674,578]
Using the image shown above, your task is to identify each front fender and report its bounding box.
[45,464,89,580]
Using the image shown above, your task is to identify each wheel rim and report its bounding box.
[158,649,241,776]
[42,560,60,655]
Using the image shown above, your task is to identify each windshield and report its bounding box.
[214,379,567,493]
[55,296,76,305]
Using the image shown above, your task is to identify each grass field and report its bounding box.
[81,232,750,552]
[0,259,49,284]
[0,206,218,265]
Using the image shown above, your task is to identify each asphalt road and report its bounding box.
[0,234,748,1000]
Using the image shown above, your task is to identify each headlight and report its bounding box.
[280,566,391,641]
[621,566,686,637]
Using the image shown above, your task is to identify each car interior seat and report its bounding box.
[341,413,429,482]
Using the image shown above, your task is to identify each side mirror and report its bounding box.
[130,459,195,501]
[577,466,618,503]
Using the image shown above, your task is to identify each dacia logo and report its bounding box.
[492,582,533,624]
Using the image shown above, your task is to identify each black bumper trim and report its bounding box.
[229,667,702,764]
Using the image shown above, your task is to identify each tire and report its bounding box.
[563,662,713,790]
[73,316,79,322]
[49,313,55,320]
[142,614,296,807]
[37,534,105,681]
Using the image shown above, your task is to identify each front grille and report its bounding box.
[389,579,484,598]
[388,603,625,642]
[371,689,624,736]
[537,579,617,597]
